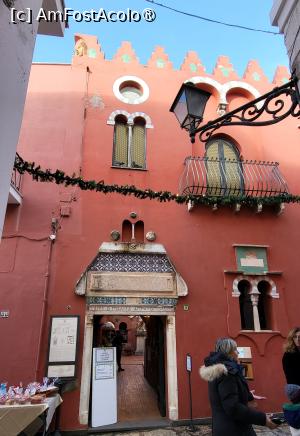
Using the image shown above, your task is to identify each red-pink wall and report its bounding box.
[0,37,299,430]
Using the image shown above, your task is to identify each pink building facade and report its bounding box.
[0,34,300,431]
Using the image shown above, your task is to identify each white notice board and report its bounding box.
[92,347,117,427]
[47,316,79,378]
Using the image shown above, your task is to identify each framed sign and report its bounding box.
[46,315,80,378]
[235,246,268,274]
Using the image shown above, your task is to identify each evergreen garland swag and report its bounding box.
[14,154,300,208]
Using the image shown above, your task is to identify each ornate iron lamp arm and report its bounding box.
[192,76,300,143]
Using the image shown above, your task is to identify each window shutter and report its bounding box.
[206,141,222,195]
[113,123,128,166]
[223,143,242,195]
[206,139,243,196]
[131,124,145,169]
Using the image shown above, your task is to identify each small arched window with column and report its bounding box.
[109,111,153,170]
[233,276,279,332]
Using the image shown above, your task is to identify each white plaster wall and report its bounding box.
[270,0,300,93]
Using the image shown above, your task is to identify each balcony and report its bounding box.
[179,157,289,199]
[8,167,22,205]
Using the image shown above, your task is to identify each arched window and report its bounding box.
[134,220,144,243]
[113,115,129,167]
[257,281,272,330]
[131,118,146,169]
[205,138,243,196]
[238,280,254,330]
[122,220,132,242]
[112,115,146,169]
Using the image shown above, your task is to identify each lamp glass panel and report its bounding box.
[186,87,210,118]
[173,89,188,126]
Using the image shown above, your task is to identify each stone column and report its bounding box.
[166,315,178,420]
[250,293,261,332]
[79,313,94,425]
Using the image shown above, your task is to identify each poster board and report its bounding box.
[46,315,79,378]
[92,347,117,427]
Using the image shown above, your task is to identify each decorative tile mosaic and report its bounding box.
[156,58,165,68]
[87,296,126,305]
[121,54,131,63]
[189,63,197,72]
[141,297,177,306]
[88,48,97,58]
[252,72,261,81]
[90,253,174,273]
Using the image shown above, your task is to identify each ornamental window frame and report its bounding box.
[232,275,279,332]
[107,110,153,170]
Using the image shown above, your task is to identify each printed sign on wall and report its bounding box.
[47,315,79,378]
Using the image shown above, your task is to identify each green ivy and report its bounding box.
[14,154,300,208]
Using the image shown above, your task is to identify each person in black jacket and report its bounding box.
[282,327,300,385]
[112,329,125,372]
[200,337,278,436]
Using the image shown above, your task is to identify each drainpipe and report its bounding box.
[34,219,57,380]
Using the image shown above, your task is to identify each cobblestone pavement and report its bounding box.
[91,423,292,435]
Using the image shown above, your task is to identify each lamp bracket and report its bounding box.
[195,76,300,143]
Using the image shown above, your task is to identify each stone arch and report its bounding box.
[252,277,279,299]
[221,81,261,105]
[128,112,153,128]
[107,110,153,128]
[185,76,222,99]
[185,77,261,107]
[107,110,131,125]
[232,275,279,298]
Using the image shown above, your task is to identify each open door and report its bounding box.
[144,316,166,417]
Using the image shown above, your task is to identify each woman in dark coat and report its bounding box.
[282,327,300,385]
[200,337,277,436]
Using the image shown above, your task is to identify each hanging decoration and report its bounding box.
[14,153,300,208]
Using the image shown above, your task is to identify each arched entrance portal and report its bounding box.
[75,242,188,427]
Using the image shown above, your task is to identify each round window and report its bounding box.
[113,76,149,104]
[120,82,142,102]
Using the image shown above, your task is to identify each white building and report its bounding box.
[270,0,300,94]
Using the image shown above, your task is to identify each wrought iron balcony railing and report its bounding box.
[179,157,289,198]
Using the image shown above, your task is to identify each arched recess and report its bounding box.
[185,77,261,113]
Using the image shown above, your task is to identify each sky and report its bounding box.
[33,0,289,82]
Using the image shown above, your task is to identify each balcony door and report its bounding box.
[205,138,243,196]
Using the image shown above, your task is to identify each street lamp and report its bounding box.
[170,76,300,143]
[170,82,211,143]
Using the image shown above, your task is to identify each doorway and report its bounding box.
[91,314,166,423]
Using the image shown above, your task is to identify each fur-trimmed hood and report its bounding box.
[199,351,241,382]
[200,362,228,382]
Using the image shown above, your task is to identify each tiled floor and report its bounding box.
[117,354,162,422]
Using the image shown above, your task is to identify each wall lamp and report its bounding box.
[170,76,300,143]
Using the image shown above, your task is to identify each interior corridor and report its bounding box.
[117,354,161,422]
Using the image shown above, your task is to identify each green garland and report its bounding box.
[14,153,300,207]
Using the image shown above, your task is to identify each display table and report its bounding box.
[0,394,62,436]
